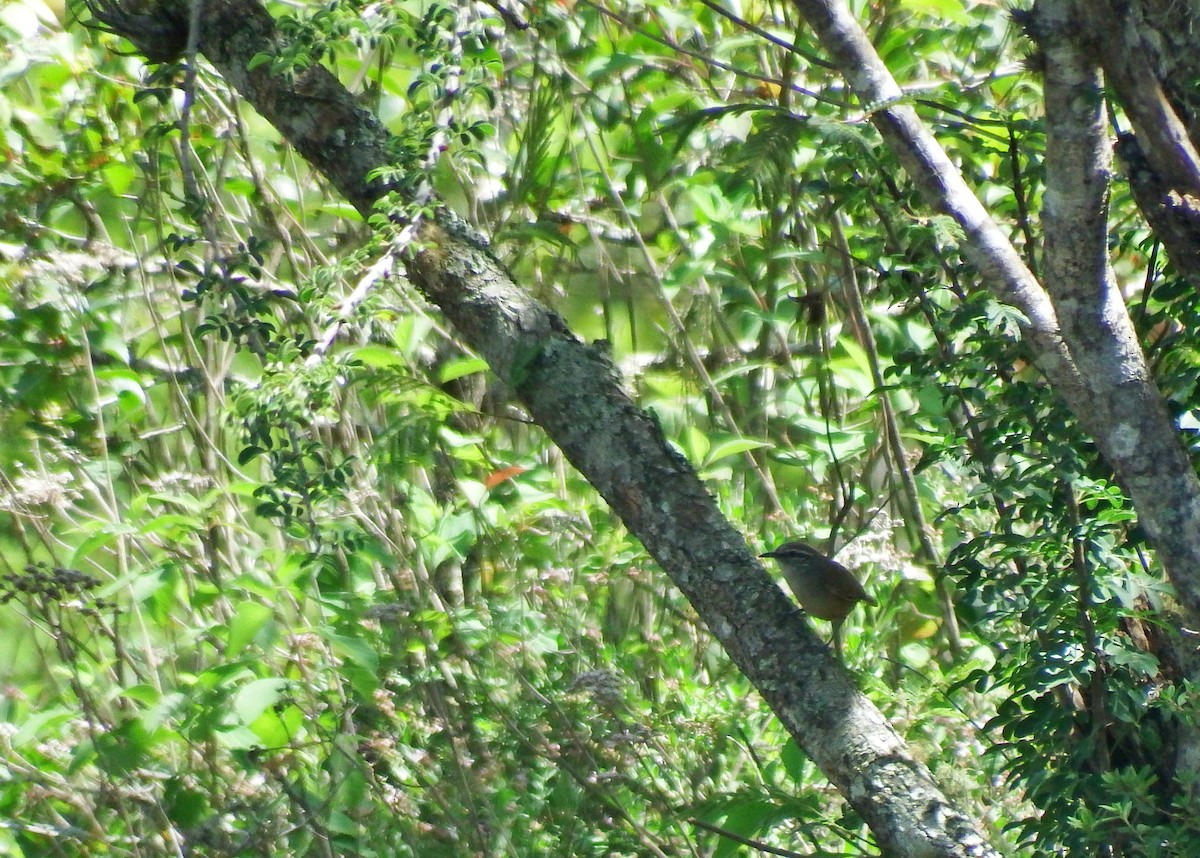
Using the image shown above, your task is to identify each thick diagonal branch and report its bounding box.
[79,0,1001,855]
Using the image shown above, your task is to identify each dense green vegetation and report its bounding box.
[2,0,1198,854]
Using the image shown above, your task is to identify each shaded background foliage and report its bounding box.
[0,0,1195,855]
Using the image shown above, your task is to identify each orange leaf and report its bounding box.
[484,466,527,490]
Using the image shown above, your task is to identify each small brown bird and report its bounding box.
[760,540,876,653]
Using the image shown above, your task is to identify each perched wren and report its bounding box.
[760,540,876,653]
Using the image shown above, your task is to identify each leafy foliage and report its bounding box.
[1,0,1197,856]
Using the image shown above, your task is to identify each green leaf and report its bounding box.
[326,632,379,673]
[780,737,808,784]
[233,678,287,725]
[238,445,266,465]
[705,437,770,463]
[225,602,274,656]
[164,777,209,828]
[438,356,489,383]
[352,344,406,368]
[12,707,73,747]
[902,0,970,24]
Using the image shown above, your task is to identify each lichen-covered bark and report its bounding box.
[409,227,998,857]
[1033,0,1200,615]
[1118,134,1200,285]
[1078,0,1200,296]
[1037,0,1200,808]
[79,0,1001,854]
[1082,0,1200,196]
[1087,0,1200,178]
